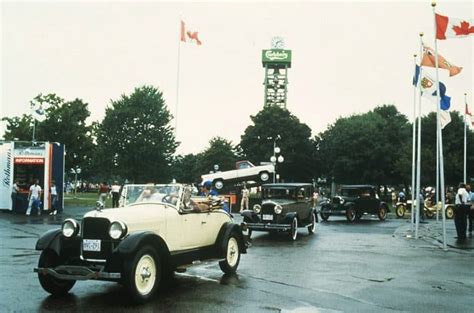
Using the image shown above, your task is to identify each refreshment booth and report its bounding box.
[0,141,65,213]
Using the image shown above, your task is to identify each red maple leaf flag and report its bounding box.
[436,13,474,40]
[467,102,474,127]
[180,20,202,45]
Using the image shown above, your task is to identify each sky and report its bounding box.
[1,0,473,155]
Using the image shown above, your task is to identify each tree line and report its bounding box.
[2,85,473,187]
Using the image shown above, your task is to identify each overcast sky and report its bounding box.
[1,0,473,154]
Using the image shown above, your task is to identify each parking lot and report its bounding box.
[0,208,473,312]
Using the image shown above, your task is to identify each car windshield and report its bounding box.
[121,184,184,207]
[262,187,295,200]
[340,188,360,197]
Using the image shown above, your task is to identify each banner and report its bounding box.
[0,142,14,210]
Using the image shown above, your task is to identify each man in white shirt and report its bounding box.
[454,183,470,240]
[11,179,20,211]
[110,181,121,208]
[49,180,59,215]
[26,179,42,216]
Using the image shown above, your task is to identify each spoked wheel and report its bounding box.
[124,245,161,303]
[320,211,330,221]
[219,233,241,274]
[38,250,76,295]
[346,207,356,223]
[396,205,406,218]
[445,206,454,219]
[307,212,316,234]
[289,217,298,241]
[378,206,387,221]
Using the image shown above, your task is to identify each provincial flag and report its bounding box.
[419,72,451,111]
[180,20,202,45]
[421,46,462,77]
[467,101,474,128]
[440,110,451,129]
[412,65,420,86]
[436,13,474,40]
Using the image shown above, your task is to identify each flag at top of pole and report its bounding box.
[467,99,474,128]
[435,13,474,39]
[180,20,202,45]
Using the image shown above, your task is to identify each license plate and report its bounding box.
[262,214,273,221]
[83,239,101,252]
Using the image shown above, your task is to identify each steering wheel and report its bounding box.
[162,195,178,205]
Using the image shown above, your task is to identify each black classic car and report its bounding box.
[241,183,318,241]
[320,185,389,222]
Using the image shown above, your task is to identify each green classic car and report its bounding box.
[320,185,389,222]
[241,183,318,241]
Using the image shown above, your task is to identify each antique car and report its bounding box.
[319,185,389,222]
[201,160,275,190]
[34,184,247,303]
[240,183,318,241]
[395,196,454,219]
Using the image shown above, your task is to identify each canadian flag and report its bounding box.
[180,20,202,45]
[466,102,474,127]
[436,13,474,40]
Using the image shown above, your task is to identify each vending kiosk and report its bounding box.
[0,141,65,213]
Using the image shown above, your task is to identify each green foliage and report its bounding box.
[239,106,317,182]
[95,86,177,183]
[2,115,34,141]
[195,137,238,177]
[171,154,200,184]
[318,105,410,185]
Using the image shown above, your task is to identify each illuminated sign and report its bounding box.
[14,158,45,165]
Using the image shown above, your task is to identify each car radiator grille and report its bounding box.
[81,217,112,261]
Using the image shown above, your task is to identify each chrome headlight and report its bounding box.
[274,205,283,214]
[62,219,80,238]
[109,221,127,240]
[253,204,261,214]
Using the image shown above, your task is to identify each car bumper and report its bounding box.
[246,222,292,232]
[321,209,347,215]
[34,265,121,281]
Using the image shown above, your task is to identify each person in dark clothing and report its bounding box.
[454,183,469,240]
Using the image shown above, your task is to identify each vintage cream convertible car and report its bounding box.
[34,184,247,303]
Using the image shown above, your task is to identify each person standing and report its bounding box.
[466,184,473,236]
[49,180,59,215]
[454,183,470,240]
[26,179,42,216]
[240,184,249,212]
[98,182,109,205]
[110,181,121,208]
[11,179,20,212]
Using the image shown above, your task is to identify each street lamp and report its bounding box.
[269,135,284,183]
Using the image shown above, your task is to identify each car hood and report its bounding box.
[83,203,172,232]
[262,199,294,206]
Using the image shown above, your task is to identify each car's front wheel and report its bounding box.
[219,233,241,274]
[378,206,388,221]
[259,171,270,182]
[38,249,76,295]
[396,204,406,218]
[445,206,454,219]
[346,207,356,222]
[320,208,330,221]
[123,245,161,303]
[289,217,298,240]
[307,212,316,234]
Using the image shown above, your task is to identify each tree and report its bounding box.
[95,85,177,183]
[171,154,200,184]
[2,93,95,176]
[239,106,317,182]
[317,105,410,185]
[195,137,238,178]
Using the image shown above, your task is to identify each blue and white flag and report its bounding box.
[30,102,46,122]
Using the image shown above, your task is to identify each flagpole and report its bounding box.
[464,92,467,183]
[432,1,447,251]
[411,54,418,232]
[415,33,424,239]
[436,90,440,224]
[175,21,182,138]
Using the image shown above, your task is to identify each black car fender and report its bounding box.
[35,228,62,254]
[115,231,170,258]
[215,223,247,257]
[35,228,81,258]
[281,212,298,224]
[240,210,259,223]
[380,201,390,212]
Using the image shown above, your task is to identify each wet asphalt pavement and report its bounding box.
[0,207,473,313]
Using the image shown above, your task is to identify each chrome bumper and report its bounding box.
[34,265,121,281]
[246,222,292,232]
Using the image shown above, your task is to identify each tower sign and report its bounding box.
[262,37,292,108]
